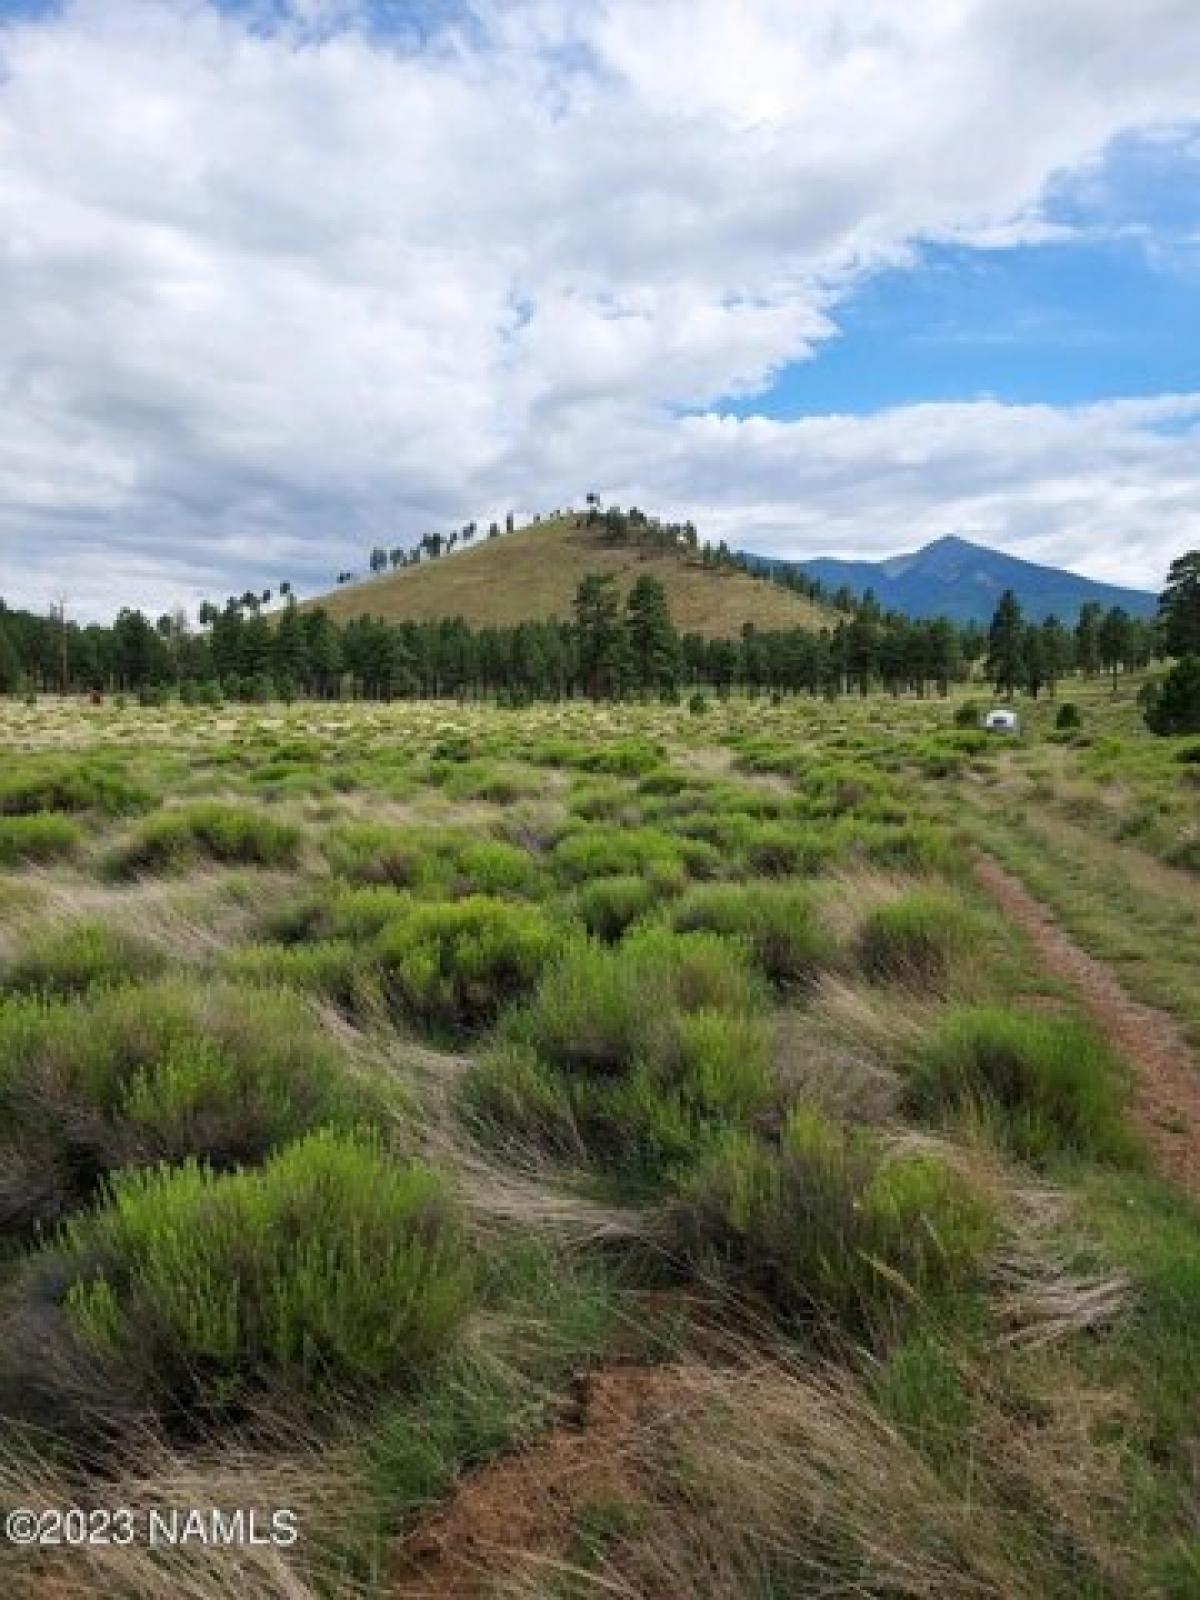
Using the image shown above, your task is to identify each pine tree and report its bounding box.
[624,575,678,694]
[1158,550,1200,659]
[1075,602,1102,677]
[1098,606,1133,691]
[986,590,1026,696]
[927,618,961,696]
[1143,656,1200,735]
[0,621,21,693]
[1038,616,1071,697]
[574,573,628,699]
[274,598,310,690]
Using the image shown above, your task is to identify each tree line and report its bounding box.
[2,549,1196,719]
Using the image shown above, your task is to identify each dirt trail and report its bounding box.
[974,855,1200,1195]
[392,1365,691,1598]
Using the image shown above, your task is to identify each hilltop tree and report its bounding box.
[985,590,1025,696]
[1159,550,1200,658]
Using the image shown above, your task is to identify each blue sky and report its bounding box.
[1,0,1199,616]
[729,133,1200,418]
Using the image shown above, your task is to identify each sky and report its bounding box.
[1,0,1198,620]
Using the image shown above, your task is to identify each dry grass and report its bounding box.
[298,516,835,639]
[0,1432,370,1600]
[489,1353,1136,1600]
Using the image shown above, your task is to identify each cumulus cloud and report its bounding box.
[0,0,1198,617]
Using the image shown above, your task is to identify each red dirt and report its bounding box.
[391,1365,693,1598]
[974,855,1200,1196]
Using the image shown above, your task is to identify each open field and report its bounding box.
[0,679,1197,1598]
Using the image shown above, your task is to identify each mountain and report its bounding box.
[303,514,837,639]
[743,536,1158,625]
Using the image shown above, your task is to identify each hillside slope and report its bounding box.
[305,516,836,638]
[746,535,1157,624]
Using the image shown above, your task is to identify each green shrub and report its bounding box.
[0,758,149,817]
[1054,702,1082,731]
[906,1007,1138,1163]
[573,874,661,942]
[856,891,980,986]
[324,824,539,899]
[375,896,556,1030]
[438,762,540,805]
[0,813,81,865]
[1143,657,1200,737]
[331,886,415,939]
[59,1131,474,1409]
[227,939,376,1012]
[0,979,374,1237]
[463,1043,581,1157]
[688,692,709,715]
[1,919,164,998]
[478,930,772,1171]
[740,822,831,877]
[851,820,961,876]
[672,883,834,987]
[953,702,980,729]
[454,839,542,898]
[670,1108,996,1336]
[510,927,760,1077]
[115,803,301,874]
[550,826,686,890]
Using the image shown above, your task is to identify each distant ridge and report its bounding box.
[743,535,1158,625]
[302,513,837,639]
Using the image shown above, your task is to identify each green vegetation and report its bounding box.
[671,1107,997,1337]
[0,812,81,864]
[856,889,982,986]
[60,1131,473,1409]
[0,652,1196,1599]
[906,1007,1138,1164]
[671,881,834,986]
[113,801,301,874]
[0,979,376,1237]
[0,917,164,997]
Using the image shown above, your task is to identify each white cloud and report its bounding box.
[0,0,1198,618]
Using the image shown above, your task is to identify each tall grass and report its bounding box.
[672,882,835,986]
[114,803,301,874]
[0,917,164,997]
[906,1007,1139,1164]
[468,929,773,1172]
[58,1130,474,1409]
[670,1107,997,1336]
[0,978,376,1236]
[0,812,82,864]
[856,889,982,986]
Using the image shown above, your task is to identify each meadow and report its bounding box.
[0,678,1197,1598]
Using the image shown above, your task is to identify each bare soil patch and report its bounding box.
[392,1365,692,1598]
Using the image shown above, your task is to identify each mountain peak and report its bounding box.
[745,536,1157,625]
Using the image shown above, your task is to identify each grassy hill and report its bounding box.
[303,514,836,638]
